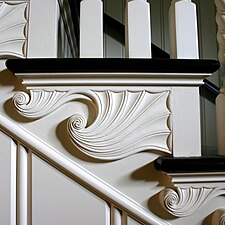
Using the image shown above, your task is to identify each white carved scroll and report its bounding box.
[80,0,103,58]
[0,2,28,58]
[169,0,199,59]
[13,90,92,119]
[159,171,225,217]
[125,0,152,58]
[13,90,171,160]
[159,187,217,217]
[68,90,171,160]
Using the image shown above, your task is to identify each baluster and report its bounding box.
[169,0,199,59]
[215,0,225,156]
[80,0,103,58]
[125,0,152,58]
[17,144,28,225]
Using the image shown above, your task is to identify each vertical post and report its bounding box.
[215,0,225,155]
[17,144,28,225]
[80,0,103,58]
[125,0,152,58]
[169,0,199,59]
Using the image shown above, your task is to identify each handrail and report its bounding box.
[0,112,170,225]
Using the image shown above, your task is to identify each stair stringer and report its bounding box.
[0,112,170,225]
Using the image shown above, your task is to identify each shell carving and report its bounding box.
[68,90,171,160]
[13,90,92,119]
[0,2,28,58]
[159,187,218,217]
[13,90,171,160]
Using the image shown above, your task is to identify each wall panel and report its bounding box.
[0,131,16,225]
[32,154,109,225]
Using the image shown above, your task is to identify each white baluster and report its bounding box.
[80,0,103,58]
[215,0,225,156]
[125,0,152,58]
[17,144,28,225]
[169,0,199,59]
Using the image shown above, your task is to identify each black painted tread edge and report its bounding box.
[154,156,225,173]
[6,58,220,74]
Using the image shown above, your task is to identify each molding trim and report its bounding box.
[155,157,225,217]
[0,112,169,225]
[13,90,171,160]
[0,2,28,58]
[157,172,225,217]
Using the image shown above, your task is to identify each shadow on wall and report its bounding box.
[131,161,176,220]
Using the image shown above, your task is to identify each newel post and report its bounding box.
[215,0,225,156]
[169,0,199,59]
[125,0,152,58]
[80,0,103,58]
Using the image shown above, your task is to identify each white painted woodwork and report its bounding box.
[0,1,224,224]
[32,154,109,225]
[13,69,211,159]
[125,0,152,58]
[111,206,123,225]
[128,216,141,225]
[12,90,170,159]
[0,131,16,225]
[27,0,59,57]
[26,0,76,58]
[0,2,28,58]
[17,144,28,225]
[103,0,219,156]
[171,87,201,157]
[169,0,199,59]
[159,171,225,217]
[80,0,103,58]
[0,113,169,225]
[11,139,17,225]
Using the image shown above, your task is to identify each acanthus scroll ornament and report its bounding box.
[67,90,171,160]
[159,187,225,217]
[0,2,28,58]
[13,89,171,160]
[13,90,92,119]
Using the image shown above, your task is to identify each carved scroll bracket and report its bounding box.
[12,89,172,160]
[158,172,225,217]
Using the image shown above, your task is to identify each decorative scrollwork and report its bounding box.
[159,187,219,217]
[0,2,28,58]
[67,90,171,160]
[13,90,92,119]
[13,89,171,160]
